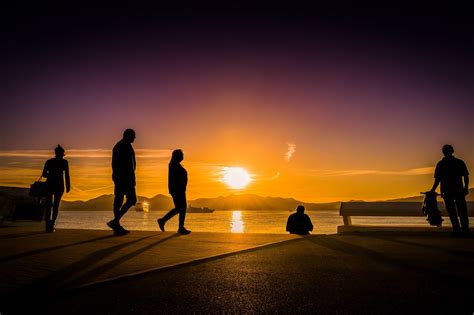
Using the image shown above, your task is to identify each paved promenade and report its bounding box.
[1,226,474,314]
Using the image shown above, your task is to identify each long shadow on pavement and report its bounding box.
[358,234,474,259]
[4,234,164,314]
[0,231,45,239]
[0,235,117,263]
[64,233,181,288]
[307,235,474,288]
[73,235,310,292]
[11,234,156,295]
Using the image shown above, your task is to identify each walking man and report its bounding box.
[431,144,470,237]
[157,149,191,234]
[108,128,137,235]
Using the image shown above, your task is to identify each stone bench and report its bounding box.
[337,201,474,233]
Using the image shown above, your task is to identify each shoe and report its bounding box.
[107,220,117,231]
[108,220,128,235]
[157,218,165,232]
[461,230,472,238]
[116,225,130,236]
[46,226,55,233]
[178,227,191,235]
[45,221,55,233]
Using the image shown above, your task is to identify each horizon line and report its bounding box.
[3,185,468,203]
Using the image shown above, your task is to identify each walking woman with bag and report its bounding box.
[42,145,70,232]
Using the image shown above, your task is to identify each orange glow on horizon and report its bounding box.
[0,148,469,203]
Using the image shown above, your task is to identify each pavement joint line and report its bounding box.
[72,235,311,291]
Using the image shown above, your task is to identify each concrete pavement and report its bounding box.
[2,227,474,314]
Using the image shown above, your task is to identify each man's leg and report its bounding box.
[444,196,461,233]
[455,196,470,233]
[51,191,63,224]
[176,193,187,229]
[161,208,179,223]
[44,194,53,231]
[113,185,125,223]
[117,186,136,221]
[161,193,182,223]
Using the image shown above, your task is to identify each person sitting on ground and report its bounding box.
[286,205,313,235]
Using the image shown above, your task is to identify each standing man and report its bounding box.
[108,129,137,235]
[431,144,470,237]
[157,149,191,234]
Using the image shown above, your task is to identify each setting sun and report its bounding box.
[221,167,252,189]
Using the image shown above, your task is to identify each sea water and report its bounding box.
[56,210,432,234]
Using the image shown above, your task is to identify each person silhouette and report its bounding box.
[108,129,137,235]
[286,205,313,235]
[42,145,70,233]
[431,144,470,237]
[157,149,191,234]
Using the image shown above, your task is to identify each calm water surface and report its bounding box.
[57,210,432,234]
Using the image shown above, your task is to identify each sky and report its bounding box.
[1,2,473,202]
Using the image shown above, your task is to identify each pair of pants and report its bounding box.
[444,195,469,233]
[45,190,63,224]
[113,183,137,223]
[162,192,187,228]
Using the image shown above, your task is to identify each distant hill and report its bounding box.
[4,186,472,212]
[61,194,175,211]
[388,188,474,202]
[60,193,340,211]
[189,194,340,211]
[61,194,115,211]
[147,194,175,210]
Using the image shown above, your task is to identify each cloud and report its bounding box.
[285,143,296,162]
[135,149,172,159]
[0,150,51,158]
[0,149,171,159]
[308,166,435,177]
[270,172,281,180]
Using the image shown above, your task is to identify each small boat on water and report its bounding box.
[187,205,214,213]
[135,201,149,212]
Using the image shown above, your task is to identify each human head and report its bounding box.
[296,205,305,213]
[170,149,184,163]
[123,129,136,143]
[442,144,454,157]
[54,145,65,158]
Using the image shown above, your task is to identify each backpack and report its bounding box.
[421,191,443,227]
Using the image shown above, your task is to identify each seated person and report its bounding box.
[286,205,314,235]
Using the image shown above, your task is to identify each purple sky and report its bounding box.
[1,3,473,200]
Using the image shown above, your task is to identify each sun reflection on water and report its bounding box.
[230,210,245,233]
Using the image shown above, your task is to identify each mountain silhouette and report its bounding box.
[59,193,340,211]
[3,186,472,212]
[188,194,339,210]
[387,188,474,202]
[60,194,175,211]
